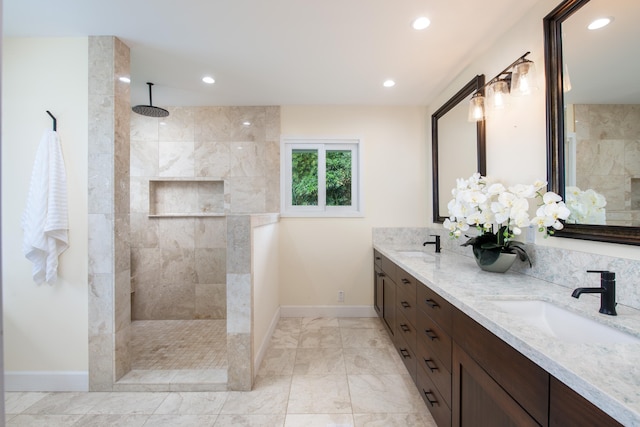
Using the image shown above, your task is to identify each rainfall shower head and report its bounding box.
[132,82,169,118]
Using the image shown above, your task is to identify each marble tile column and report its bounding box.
[88,36,131,390]
[226,215,253,390]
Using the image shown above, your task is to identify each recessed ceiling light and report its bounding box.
[119,76,131,83]
[383,79,396,88]
[588,17,612,30]
[242,121,251,126]
[202,76,215,84]
[412,16,431,30]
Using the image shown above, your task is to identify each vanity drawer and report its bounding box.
[417,363,452,427]
[374,249,382,267]
[417,339,452,408]
[395,329,417,382]
[396,267,418,297]
[396,310,417,354]
[380,254,398,283]
[396,285,417,327]
[417,284,453,334]
[417,311,452,372]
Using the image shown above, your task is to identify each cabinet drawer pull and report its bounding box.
[375,256,381,260]
[400,348,411,359]
[401,278,411,285]
[424,329,438,341]
[422,389,439,407]
[424,298,440,309]
[424,358,439,372]
[401,301,410,308]
[400,323,410,332]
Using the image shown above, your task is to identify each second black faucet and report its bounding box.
[571,270,617,316]
[423,234,441,253]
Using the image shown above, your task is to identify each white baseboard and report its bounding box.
[5,371,89,392]
[254,307,281,374]
[280,305,377,318]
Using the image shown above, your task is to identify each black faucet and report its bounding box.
[571,270,617,316]
[423,234,441,253]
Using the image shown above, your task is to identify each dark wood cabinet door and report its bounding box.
[452,343,540,427]
[382,275,396,336]
[374,266,383,317]
[549,377,623,427]
[453,310,548,425]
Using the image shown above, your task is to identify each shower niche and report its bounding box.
[149,178,225,217]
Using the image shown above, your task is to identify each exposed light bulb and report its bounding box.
[471,105,484,120]
[468,94,485,122]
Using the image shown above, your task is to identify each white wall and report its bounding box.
[428,0,640,261]
[279,106,428,307]
[2,38,89,375]
[252,222,280,371]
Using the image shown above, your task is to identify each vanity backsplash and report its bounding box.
[373,227,640,311]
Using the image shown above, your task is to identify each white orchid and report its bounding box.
[564,186,606,224]
[508,184,536,199]
[444,174,571,252]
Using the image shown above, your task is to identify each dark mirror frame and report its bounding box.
[544,0,640,245]
[432,75,486,223]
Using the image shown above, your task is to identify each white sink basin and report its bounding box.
[492,300,640,344]
[397,250,430,257]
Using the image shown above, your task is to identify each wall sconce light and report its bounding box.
[467,51,537,122]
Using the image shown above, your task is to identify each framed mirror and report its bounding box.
[432,75,486,223]
[544,0,640,244]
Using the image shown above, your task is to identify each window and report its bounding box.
[281,138,362,217]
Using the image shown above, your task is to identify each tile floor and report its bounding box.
[4,317,437,426]
[131,320,227,370]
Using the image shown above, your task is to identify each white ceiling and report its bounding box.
[562,0,640,105]
[4,0,542,107]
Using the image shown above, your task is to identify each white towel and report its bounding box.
[22,129,69,284]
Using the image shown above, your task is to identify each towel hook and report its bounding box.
[46,110,57,131]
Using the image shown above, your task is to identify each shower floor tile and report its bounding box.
[131,320,227,370]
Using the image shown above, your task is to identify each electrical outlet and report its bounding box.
[338,290,345,302]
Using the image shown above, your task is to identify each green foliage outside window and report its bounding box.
[292,149,352,207]
[292,149,318,205]
[326,150,352,206]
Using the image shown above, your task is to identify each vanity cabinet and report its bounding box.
[373,250,396,336]
[373,252,383,317]
[549,377,623,427]
[373,251,625,427]
[395,268,419,382]
[452,342,540,427]
[453,310,548,426]
[416,282,454,427]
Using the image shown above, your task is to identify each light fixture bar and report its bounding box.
[477,51,531,93]
[467,51,535,122]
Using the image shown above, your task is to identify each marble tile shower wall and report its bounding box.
[373,227,640,311]
[88,36,132,388]
[129,106,280,320]
[574,104,640,226]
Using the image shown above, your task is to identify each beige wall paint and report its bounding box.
[2,37,89,371]
[279,106,429,306]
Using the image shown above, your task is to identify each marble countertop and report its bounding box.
[374,244,640,426]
